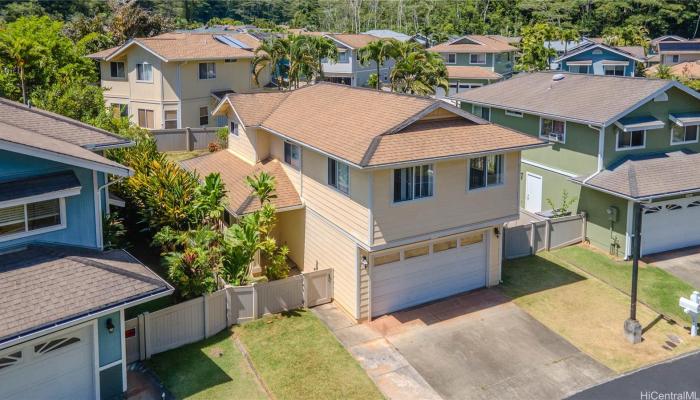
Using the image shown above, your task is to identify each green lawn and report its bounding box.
[146,330,267,400]
[146,309,382,400]
[549,246,696,323]
[236,310,383,400]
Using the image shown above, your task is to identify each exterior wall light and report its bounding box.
[106,318,115,334]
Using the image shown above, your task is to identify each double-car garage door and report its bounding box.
[371,231,488,317]
[642,197,700,255]
[0,325,95,400]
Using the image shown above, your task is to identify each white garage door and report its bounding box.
[642,198,700,255]
[0,324,95,400]
[371,232,488,317]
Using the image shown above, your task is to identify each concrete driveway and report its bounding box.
[367,289,613,400]
[643,246,700,289]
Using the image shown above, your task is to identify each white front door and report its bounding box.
[525,173,543,212]
[0,324,95,400]
[371,232,488,317]
[641,198,700,255]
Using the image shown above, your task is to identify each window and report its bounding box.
[328,158,350,194]
[616,128,645,150]
[505,110,523,118]
[568,65,589,74]
[137,109,154,128]
[0,352,21,371]
[688,201,700,208]
[109,61,125,78]
[284,142,301,170]
[666,204,682,211]
[164,110,178,129]
[337,51,349,63]
[460,233,483,246]
[198,62,216,79]
[470,53,486,64]
[199,106,209,126]
[404,245,429,259]
[136,63,152,82]
[458,82,481,91]
[110,103,128,118]
[433,238,457,253]
[393,164,434,203]
[604,65,625,76]
[443,53,456,64]
[540,118,566,142]
[0,198,63,240]
[34,337,80,355]
[469,154,504,190]
[229,120,239,136]
[373,252,400,266]
[472,105,490,121]
[672,54,680,63]
[672,125,698,144]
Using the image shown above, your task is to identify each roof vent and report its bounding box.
[552,73,565,81]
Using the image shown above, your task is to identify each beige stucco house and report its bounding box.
[88,32,272,130]
[181,83,546,321]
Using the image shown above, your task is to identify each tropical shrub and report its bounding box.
[546,190,577,218]
[216,127,229,148]
[208,142,220,152]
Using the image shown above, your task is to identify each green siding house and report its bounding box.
[453,72,700,259]
[428,35,517,99]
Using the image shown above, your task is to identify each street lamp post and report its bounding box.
[624,201,643,344]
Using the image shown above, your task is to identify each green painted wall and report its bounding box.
[450,52,494,67]
[603,87,700,166]
[578,188,628,257]
[519,164,582,210]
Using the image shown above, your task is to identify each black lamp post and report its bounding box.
[624,201,643,344]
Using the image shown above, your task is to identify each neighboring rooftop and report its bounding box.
[87,32,261,61]
[363,29,412,41]
[573,150,700,200]
[451,72,687,126]
[658,40,700,54]
[554,42,645,63]
[650,35,686,48]
[428,35,517,53]
[0,245,172,345]
[446,66,502,80]
[180,151,301,215]
[217,82,546,167]
[327,33,379,49]
[646,61,700,79]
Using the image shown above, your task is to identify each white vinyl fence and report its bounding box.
[150,127,220,152]
[125,269,333,363]
[504,213,587,259]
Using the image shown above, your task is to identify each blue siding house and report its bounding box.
[555,42,645,77]
[0,99,172,400]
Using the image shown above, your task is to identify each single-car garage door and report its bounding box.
[0,324,95,400]
[642,198,700,256]
[371,232,487,317]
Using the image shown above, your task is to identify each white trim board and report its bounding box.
[521,159,577,178]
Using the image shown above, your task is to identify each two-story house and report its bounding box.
[0,99,172,399]
[320,33,393,87]
[656,39,700,66]
[428,35,517,98]
[647,35,687,65]
[554,42,645,76]
[453,72,700,258]
[87,32,272,130]
[180,83,545,320]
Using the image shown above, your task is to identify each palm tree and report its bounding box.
[252,40,280,89]
[306,35,338,82]
[654,64,674,80]
[358,39,397,90]
[390,50,448,96]
[559,28,580,54]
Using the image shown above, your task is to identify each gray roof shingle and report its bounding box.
[0,245,173,344]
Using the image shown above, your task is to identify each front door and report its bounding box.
[525,173,543,213]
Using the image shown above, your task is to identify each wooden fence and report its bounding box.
[504,213,587,259]
[150,127,220,152]
[125,269,333,363]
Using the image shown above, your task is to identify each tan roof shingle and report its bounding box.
[428,35,517,53]
[646,61,700,79]
[328,34,380,49]
[180,150,301,215]
[446,66,502,80]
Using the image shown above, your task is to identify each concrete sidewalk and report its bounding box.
[312,303,442,400]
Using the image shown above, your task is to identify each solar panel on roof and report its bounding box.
[659,42,700,52]
[214,35,252,50]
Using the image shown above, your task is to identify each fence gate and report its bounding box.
[124,317,140,364]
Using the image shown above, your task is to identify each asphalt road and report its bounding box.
[569,351,700,400]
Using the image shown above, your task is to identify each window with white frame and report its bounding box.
[472,105,490,121]
[0,198,63,240]
[568,65,589,74]
[284,142,301,170]
[459,82,481,90]
[616,128,645,150]
[110,62,125,78]
[604,65,625,76]
[137,109,154,128]
[470,53,486,64]
[505,110,523,117]
[199,106,209,126]
[229,120,239,136]
[327,158,350,194]
[672,54,680,63]
[164,110,178,129]
[469,154,504,190]
[198,62,216,79]
[540,118,566,142]
[136,63,152,81]
[672,125,698,144]
[442,53,456,64]
[337,51,349,63]
[393,164,434,203]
